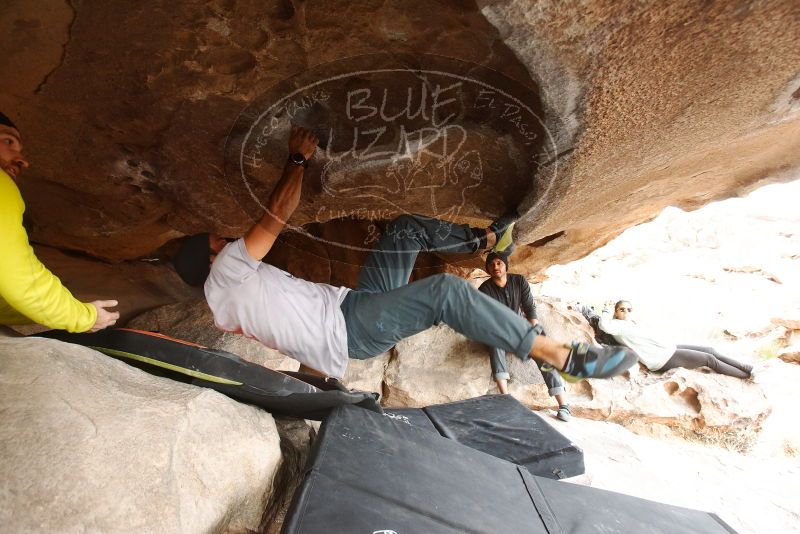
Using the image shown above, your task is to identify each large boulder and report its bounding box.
[0,0,539,262]
[567,366,771,450]
[483,1,800,274]
[0,337,282,533]
[127,295,770,444]
[382,298,595,407]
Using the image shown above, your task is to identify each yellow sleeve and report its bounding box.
[0,171,97,332]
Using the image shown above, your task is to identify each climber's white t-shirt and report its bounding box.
[204,238,351,378]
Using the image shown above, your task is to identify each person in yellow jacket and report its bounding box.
[0,112,119,332]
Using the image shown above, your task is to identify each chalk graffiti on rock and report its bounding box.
[228,55,557,251]
[316,81,476,226]
[346,82,461,127]
[475,88,539,145]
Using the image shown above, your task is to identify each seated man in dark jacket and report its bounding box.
[479,252,572,422]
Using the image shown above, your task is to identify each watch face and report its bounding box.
[290,153,305,164]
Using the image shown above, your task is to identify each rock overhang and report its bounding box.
[0,0,798,280]
[224,53,551,232]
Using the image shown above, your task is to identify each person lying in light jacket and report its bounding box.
[597,300,752,379]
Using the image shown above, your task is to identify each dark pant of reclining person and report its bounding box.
[659,344,752,379]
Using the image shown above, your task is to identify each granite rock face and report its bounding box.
[0,0,537,264]
[382,298,596,407]
[0,1,797,281]
[567,366,771,450]
[483,1,800,274]
[0,337,282,533]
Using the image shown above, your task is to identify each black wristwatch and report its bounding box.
[288,152,309,168]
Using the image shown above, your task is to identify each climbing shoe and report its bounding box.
[489,210,519,254]
[559,342,637,383]
[492,222,515,254]
[556,405,572,422]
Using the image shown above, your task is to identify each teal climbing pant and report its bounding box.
[340,214,538,360]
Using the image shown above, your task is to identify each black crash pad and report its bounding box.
[384,394,584,479]
[283,405,738,534]
[37,328,381,420]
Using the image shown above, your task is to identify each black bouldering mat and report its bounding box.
[384,394,584,479]
[283,405,738,534]
[382,406,440,433]
[37,328,381,420]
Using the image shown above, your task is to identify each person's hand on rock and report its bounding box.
[89,300,120,332]
[289,125,319,160]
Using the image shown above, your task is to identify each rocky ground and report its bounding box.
[539,408,800,534]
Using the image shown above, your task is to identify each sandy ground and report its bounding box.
[537,408,800,534]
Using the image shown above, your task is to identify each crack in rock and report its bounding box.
[34,0,77,95]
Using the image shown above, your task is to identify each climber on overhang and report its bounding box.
[0,112,120,333]
[172,125,637,382]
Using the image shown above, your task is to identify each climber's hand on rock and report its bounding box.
[289,125,319,160]
[89,300,120,332]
